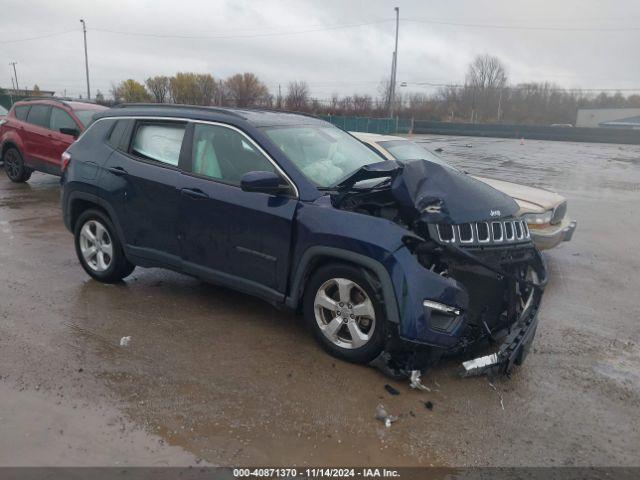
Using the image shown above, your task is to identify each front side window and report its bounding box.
[0,105,7,116]
[50,108,78,132]
[14,105,30,121]
[26,105,51,128]
[378,140,455,170]
[131,122,186,166]
[191,123,275,185]
[261,125,383,188]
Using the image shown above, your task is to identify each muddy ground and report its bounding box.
[1,136,639,466]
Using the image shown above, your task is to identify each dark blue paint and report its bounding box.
[62,106,531,351]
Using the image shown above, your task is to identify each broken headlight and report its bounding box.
[523,210,553,228]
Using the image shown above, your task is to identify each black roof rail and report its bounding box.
[114,103,246,119]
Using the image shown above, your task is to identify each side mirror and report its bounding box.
[240,171,288,195]
[60,127,80,138]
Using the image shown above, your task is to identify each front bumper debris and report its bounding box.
[461,303,540,377]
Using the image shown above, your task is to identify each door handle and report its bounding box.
[107,166,128,176]
[181,188,209,200]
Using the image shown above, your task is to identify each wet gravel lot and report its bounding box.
[1,135,639,466]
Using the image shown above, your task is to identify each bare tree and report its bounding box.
[145,76,170,103]
[285,81,309,111]
[224,73,270,107]
[195,74,216,105]
[465,54,508,121]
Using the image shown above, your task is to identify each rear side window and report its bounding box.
[14,105,30,121]
[50,108,77,132]
[130,122,186,167]
[26,105,51,128]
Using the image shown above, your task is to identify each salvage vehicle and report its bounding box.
[0,98,106,182]
[61,105,547,378]
[352,132,577,250]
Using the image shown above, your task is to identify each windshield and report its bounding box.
[378,140,455,170]
[262,125,385,188]
[0,105,7,115]
[73,109,98,128]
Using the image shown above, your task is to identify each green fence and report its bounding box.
[319,115,413,135]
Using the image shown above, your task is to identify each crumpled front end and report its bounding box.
[332,159,548,378]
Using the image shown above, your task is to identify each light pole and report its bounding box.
[9,62,19,92]
[80,19,91,100]
[388,6,399,118]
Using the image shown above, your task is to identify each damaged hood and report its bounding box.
[390,160,519,224]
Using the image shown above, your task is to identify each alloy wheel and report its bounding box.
[79,220,113,272]
[313,277,376,349]
[4,150,21,179]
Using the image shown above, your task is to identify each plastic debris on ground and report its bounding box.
[119,336,131,347]
[375,404,398,428]
[384,384,400,396]
[409,370,431,391]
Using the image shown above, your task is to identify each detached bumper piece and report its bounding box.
[461,307,539,378]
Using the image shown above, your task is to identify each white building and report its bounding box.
[576,108,640,128]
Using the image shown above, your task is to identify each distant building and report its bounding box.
[576,108,640,128]
[0,87,56,109]
[599,115,640,130]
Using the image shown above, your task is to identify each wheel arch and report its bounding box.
[286,246,400,324]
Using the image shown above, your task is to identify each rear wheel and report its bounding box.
[303,264,385,363]
[74,209,135,283]
[4,148,32,183]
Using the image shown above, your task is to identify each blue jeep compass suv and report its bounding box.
[61,104,547,378]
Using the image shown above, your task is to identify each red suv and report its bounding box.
[0,98,106,182]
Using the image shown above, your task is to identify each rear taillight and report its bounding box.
[61,151,72,172]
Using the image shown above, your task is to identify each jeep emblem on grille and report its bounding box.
[490,209,501,217]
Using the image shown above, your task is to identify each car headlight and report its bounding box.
[523,211,553,227]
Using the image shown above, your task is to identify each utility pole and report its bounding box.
[80,19,91,100]
[9,62,19,92]
[388,7,399,118]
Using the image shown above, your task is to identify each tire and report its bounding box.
[74,209,135,283]
[303,264,386,363]
[3,148,32,183]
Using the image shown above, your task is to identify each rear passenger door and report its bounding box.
[101,119,187,267]
[23,104,52,169]
[178,122,298,299]
[48,107,81,167]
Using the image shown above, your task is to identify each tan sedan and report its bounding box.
[351,132,576,250]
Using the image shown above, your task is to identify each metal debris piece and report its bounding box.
[119,336,131,347]
[375,404,398,428]
[461,353,499,377]
[489,381,505,411]
[409,370,431,391]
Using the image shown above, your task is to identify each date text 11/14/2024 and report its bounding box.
[233,468,401,478]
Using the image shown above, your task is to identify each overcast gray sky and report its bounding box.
[1,0,639,100]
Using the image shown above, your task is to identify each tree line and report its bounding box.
[97,55,640,126]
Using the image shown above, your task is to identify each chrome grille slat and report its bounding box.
[432,218,531,247]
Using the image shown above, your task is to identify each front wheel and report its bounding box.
[303,264,386,363]
[74,209,135,283]
[4,148,32,183]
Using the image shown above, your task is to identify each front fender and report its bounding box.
[287,197,470,348]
